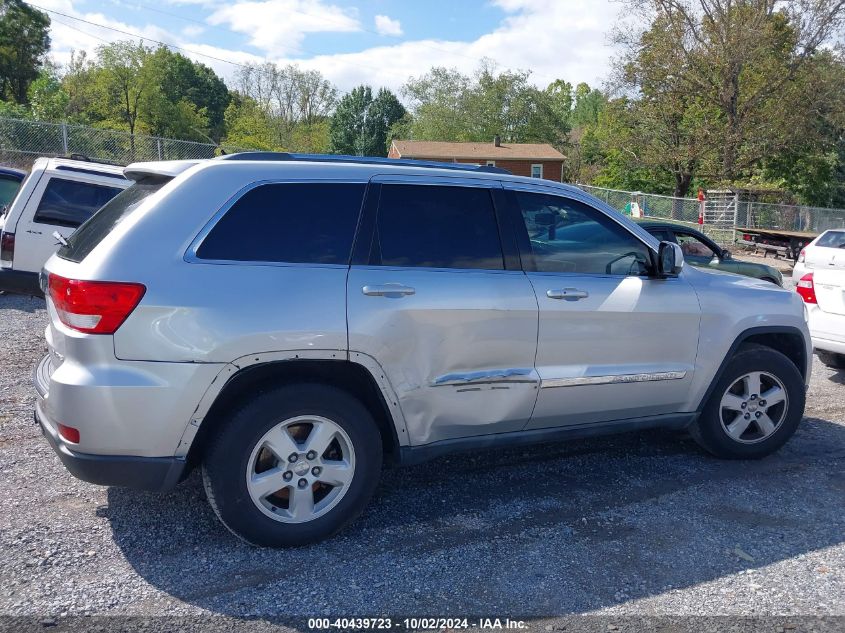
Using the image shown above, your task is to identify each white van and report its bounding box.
[0,157,129,295]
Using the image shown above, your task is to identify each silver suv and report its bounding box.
[35,153,811,546]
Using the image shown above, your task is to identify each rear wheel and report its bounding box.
[692,344,804,459]
[202,384,382,547]
[816,350,845,370]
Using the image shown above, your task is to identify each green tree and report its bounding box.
[402,62,565,144]
[0,0,50,103]
[222,93,277,151]
[329,86,406,156]
[28,67,69,121]
[91,41,151,139]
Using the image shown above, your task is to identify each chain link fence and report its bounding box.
[578,183,845,247]
[0,117,250,170]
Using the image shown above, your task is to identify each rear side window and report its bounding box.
[58,177,170,263]
[196,183,365,264]
[34,178,124,228]
[372,184,504,270]
[816,231,845,248]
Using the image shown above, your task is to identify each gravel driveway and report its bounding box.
[1,290,843,629]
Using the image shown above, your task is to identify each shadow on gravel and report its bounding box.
[107,417,845,619]
[0,293,44,314]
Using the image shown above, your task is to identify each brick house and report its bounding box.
[388,137,565,181]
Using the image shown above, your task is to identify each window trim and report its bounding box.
[184,178,369,268]
[530,164,543,179]
[502,184,659,277]
[486,160,496,167]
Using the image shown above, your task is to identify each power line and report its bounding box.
[26,2,254,69]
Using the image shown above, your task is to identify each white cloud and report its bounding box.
[43,0,621,98]
[181,24,205,38]
[374,15,402,37]
[208,0,360,57]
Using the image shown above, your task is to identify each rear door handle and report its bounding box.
[546,288,589,300]
[362,284,416,297]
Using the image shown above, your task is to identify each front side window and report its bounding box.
[516,191,651,276]
[675,232,717,264]
[196,182,365,264]
[372,184,504,270]
[34,178,124,228]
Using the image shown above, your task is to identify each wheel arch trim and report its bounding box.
[175,349,410,458]
[696,325,810,413]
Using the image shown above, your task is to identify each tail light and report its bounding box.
[796,273,817,304]
[0,231,14,267]
[798,249,806,263]
[48,274,145,334]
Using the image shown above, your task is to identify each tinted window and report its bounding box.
[517,191,651,275]
[373,184,504,270]
[0,175,22,209]
[34,178,124,228]
[817,231,845,248]
[59,177,169,263]
[196,183,365,264]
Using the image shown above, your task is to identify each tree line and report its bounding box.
[1,0,844,206]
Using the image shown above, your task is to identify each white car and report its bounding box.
[796,267,845,368]
[0,157,128,295]
[792,229,845,283]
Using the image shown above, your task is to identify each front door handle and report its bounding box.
[362,283,416,297]
[546,288,589,300]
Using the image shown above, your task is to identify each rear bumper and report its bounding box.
[0,268,42,296]
[34,355,187,492]
[807,305,845,354]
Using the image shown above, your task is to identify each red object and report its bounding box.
[57,423,80,444]
[48,274,145,334]
[796,273,817,304]
[0,231,14,265]
[697,188,705,202]
[697,189,705,224]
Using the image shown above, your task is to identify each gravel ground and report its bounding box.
[0,287,843,629]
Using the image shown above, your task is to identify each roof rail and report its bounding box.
[217,151,511,175]
[65,153,126,167]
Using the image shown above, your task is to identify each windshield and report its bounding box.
[58,176,171,263]
[816,231,845,249]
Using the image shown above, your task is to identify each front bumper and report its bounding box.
[34,355,187,492]
[0,268,42,296]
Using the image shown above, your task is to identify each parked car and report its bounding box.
[792,229,845,283]
[35,153,810,547]
[638,220,783,286]
[0,157,128,295]
[0,166,26,211]
[795,268,845,369]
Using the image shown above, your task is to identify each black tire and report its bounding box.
[202,383,382,547]
[691,343,805,459]
[816,350,845,370]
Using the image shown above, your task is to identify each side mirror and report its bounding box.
[722,249,732,260]
[657,241,684,277]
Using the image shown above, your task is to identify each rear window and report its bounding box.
[195,182,365,265]
[58,177,170,263]
[816,231,845,248]
[34,177,124,228]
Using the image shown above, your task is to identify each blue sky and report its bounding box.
[32,0,623,93]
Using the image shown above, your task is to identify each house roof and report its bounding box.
[391,140,565,161]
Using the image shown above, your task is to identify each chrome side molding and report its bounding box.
[433,367,537,387]
[541,371,687,389]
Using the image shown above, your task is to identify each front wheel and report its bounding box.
[691,344,805,459]
[202,384,383,547]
